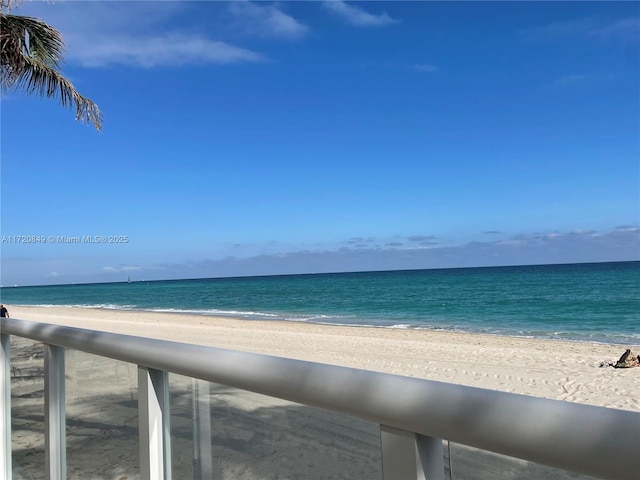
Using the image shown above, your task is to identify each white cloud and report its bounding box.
[323,1,397,27]
[614,225,639,232]
[67,33,265,68]
[15,1,267,68]
[102,265,143,273]
[227,1,309,39]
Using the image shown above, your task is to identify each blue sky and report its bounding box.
[1,1,639,286]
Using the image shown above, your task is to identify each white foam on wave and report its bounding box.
[137,307,284,320]
[9,303,140,310]
[12,303,637,346]
[207,309,281,318]
[78,304,139,310]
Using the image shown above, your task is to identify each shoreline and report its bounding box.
[7,305,640,412]
[5,302,637,346]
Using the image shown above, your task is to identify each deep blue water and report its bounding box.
[1,262,638,345]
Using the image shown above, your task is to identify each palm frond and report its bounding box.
[1,12,102,130]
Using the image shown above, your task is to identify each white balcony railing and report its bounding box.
[2,318,639,480]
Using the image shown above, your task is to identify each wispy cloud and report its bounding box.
[67,34,265,68]
[15,2,267,68]
[149,226,639,280]
[522,16,640,43]
[614,225,639,232]
[551,73,613,87]
[586,17,640,42]
[323,1,398,27]
[407,235,438,246]
[227,1,309,39]
[348,236,375,244]
[102,265,144,273]
[521,17,594,41]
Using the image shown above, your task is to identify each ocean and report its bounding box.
[1,261,638,345]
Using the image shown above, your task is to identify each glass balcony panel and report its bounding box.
[10,336,46,480]
[448,442,601,480]
[65,349,139,480]
[169,373,383,480]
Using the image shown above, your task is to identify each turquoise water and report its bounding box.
[1,262,638,345]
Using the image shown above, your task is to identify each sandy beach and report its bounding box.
[9,305,640,411]
[6,305,640,480]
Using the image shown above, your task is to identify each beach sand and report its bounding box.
[6,305,640,480]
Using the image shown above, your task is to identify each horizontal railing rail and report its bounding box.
[2,317,639,480]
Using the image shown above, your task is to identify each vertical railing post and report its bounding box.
[380,425,445,480]
[416,434,445,480]
[1,333,12,480]
[139,367,171,480]
[44,344,66,480]
[192,379,212,480]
